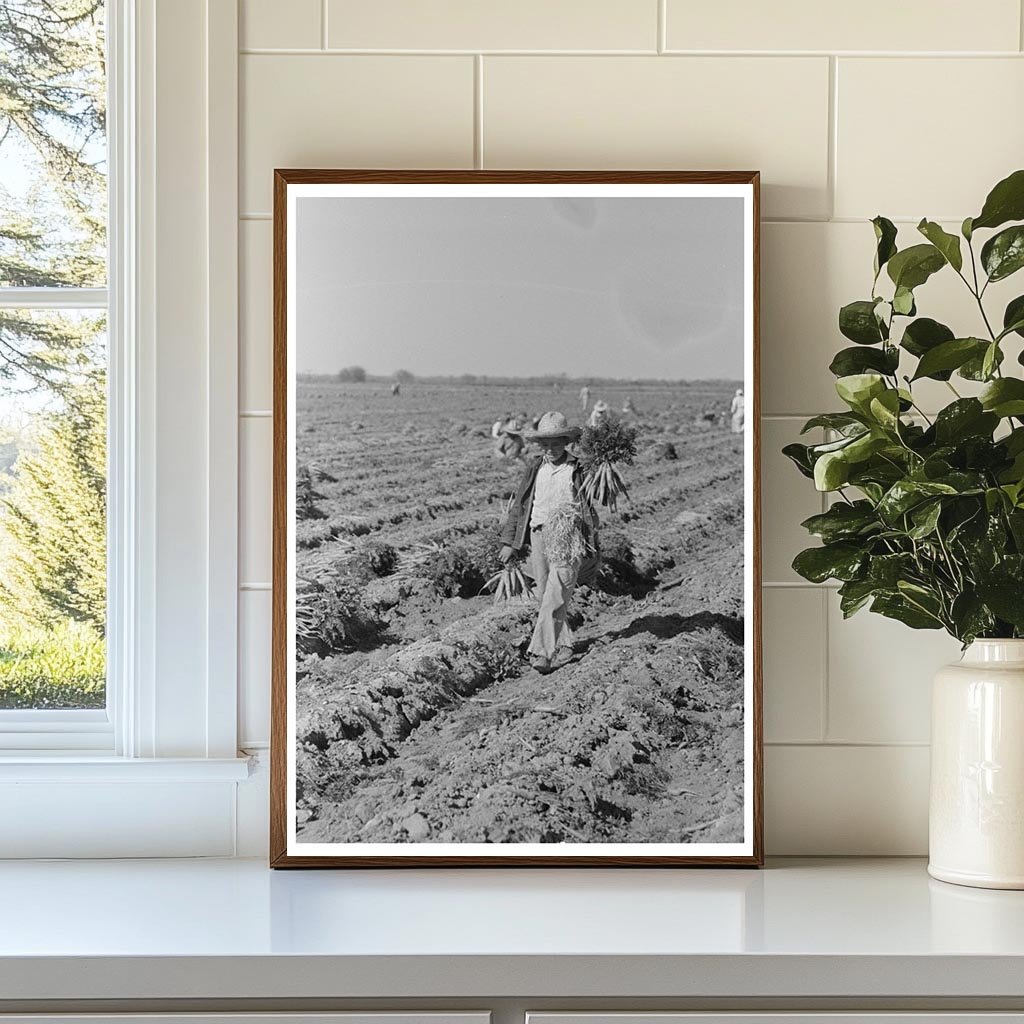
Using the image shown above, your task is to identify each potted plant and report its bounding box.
[785,169,1024,889]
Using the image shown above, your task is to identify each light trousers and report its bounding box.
[527,525,578,659]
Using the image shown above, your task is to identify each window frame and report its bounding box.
[0,3,120,750]
[0,0,244,781]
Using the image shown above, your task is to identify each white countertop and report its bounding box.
[1,857,1023,1002]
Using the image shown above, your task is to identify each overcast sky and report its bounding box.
[295,196,745,380]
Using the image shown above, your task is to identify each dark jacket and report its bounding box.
[499,454,596,554]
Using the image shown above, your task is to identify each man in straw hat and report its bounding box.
[499,411,598,674]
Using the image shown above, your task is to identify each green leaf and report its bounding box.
[792,543,866,584]
[800,413,865,435]
[877,479,958,524]
[982,341,1000,381]
[1005,427,1024,456]
[950,501,1004,573]
[809,433,865,456]
[872,216,898,278]
[847,432,888,460]
[962,216,974,241]
[950,593,995,644]
[933,470,986,494]
[868,552,914,587]
[838,578,881,618]
[908,500,942,540]
[887,243,946,291]
[800,501,879,543]
[871,594,943,630]
[829,345,899,378]
[1003,295,1024,340]
[971,169,1024,232]
[1008,508,1024,549]
[933,399,998,444]
[981,225,1024,282]
[835,373,886,414]
[900,317,955,358]
[856,482,886,504]
[868,389,902,430]
[960,343,1004,381]
[781,443,814,479]
[911,337,988,381]
[976,576,1024,629]
[892,286,916,316]
[839,299,887,345]
[814,450,850,491]
[985,486,1008,514]
[980,378,1024,418]
[917,219,963,272]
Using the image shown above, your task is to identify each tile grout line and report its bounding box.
[1021,0,1024,51]
[820,586,830,743]
[474,55,484,169]
[766,740,931,748]
[827,55,838,220]
[762,580,839,589]
[321,0,328,50]
[235,214,967,226]
[238,47,1024,57]
[657,0,666,54]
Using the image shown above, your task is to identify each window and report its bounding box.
[0,0,246,855]
[0,1,109,739]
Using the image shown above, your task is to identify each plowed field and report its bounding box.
[294,379,746,845]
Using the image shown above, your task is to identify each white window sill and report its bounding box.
[0,755,252,782]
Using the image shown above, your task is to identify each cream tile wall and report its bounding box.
[235,0,1024,854]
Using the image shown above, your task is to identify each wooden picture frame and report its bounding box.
[271,170,762,867]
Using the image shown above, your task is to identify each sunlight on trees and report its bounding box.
[0,1,107,708]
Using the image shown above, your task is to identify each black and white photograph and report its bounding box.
[272,172,762,866]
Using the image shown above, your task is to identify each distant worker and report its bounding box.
[391,382,401,397]
[730,388,745,434]
[495,416,525,459]
[578,383,590,413]
[492,411,511,440]
[588,399,612,429]
[622,396,638,418]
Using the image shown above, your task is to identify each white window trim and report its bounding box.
[0,12,118,751]
[0,0,249,853]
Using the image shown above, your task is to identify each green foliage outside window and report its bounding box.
[0,1,107,708]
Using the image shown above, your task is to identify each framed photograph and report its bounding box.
[271,170,762,867]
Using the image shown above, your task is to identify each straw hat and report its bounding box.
[525,410,582,441]
[591,400,610,414]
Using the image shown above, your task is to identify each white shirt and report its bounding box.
[530,459,575,528]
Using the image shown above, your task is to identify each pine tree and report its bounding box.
[0,0,106,393]
[0,373,105,632]
[0,2,107,645]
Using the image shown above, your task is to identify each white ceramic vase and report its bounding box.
[929,639,1024,889]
